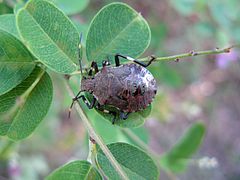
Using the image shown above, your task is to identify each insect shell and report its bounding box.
[75,54,157,124]
[81,62,157,113]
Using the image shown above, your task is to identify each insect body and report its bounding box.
[69,37,157,124]
[82,61,157,112]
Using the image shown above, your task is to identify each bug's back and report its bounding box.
[91,63,157,112]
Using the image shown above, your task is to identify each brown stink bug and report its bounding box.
[69,36,157,124]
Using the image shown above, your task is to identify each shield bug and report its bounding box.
[69,35,157,124]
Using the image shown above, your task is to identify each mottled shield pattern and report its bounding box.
[81,63,157,112]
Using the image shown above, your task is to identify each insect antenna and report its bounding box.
[78,33,84,77]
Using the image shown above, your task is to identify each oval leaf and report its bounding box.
[160,122,206,173]
[0,29,35,95]
[86,2,151,62]
[16,0,78,74]
[50,0,89,15]
[96,142,159,180]
[0,14,20,39]
[46,160,102,180]
[0,66,53,140]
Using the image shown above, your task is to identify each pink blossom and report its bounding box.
[216,50,239,68]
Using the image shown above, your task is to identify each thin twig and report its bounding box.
[69,45,239,77]
[140,45,239,62]
[64,78,129,180]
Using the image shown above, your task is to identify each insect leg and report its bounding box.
[115,54,156,67]
[68,91,96,118]
[114,54,121,66]
[102,60,111,67]
[68,90,82,118]
[102,55,111,67]
[120,111,130,120]
[88,61,99,76]
[78,95,96,109]
[96,103,117,124]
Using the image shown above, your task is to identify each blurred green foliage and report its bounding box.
[160,122,205,173]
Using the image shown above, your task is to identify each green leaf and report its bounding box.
[50,0,89,15]
[0,66,53,140]
[96,142,159,180]
[16,0,78,74]
[160,122,206,173]
[86,2,151,62]
[126,127,149,145]
[90,112,133,143]
[46,160,102,180]
[0,29,35,95]
[0,14,20,39]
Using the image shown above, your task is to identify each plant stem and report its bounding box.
[64,78,129,180]
[140,45,238,62]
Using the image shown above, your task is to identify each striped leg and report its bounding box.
[102,60,111,67]
[114,54,156,67]
[77,95,96,109]
[68,92,96,118]
[88,61,99,76]
[102,55,111,67]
